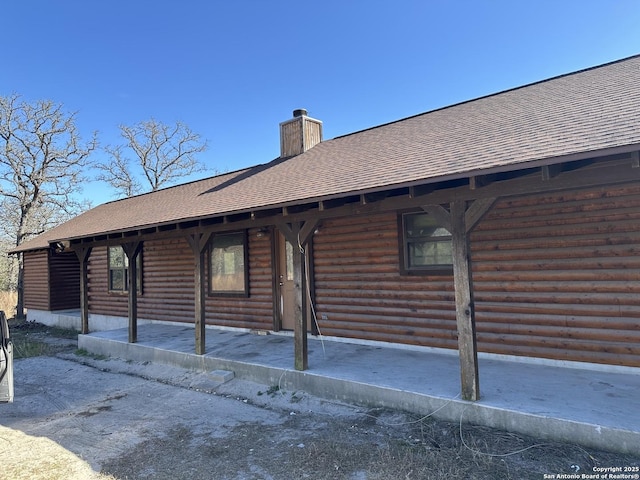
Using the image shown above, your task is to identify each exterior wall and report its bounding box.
[89,238,195,320]
[312,183,640,368]
[49,251,80,310]
[140,238,195,322]
[472,183,640,367]
[89,239,194,323]
[88,246,128,318]
[204,228,274,330]
[87,229,274,330]
[23,250,50,310]
[79,183,640,368]
[312,213,458,348]
[24,249,79,313]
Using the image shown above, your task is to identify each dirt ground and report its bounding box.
[1,323,639,480]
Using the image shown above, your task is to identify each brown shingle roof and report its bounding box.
[14,55,640,252]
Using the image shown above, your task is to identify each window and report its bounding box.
[210,232,248,296]
[108,246,142,293]
[400,212,453,274]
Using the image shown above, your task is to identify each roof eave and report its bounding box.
[38,142,639,250]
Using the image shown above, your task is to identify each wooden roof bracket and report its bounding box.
[421,197,497,234]
[275,217,321,247]
[186,231,213,255]
[464,197,497,233]
[420,204,452,232]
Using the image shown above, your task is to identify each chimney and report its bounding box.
[279,108,323,157]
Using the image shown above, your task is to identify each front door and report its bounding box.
[278,233,296,330]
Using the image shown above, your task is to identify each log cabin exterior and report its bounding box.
[13,56,640,400]
[23,249,79,312]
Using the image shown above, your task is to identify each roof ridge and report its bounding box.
[334,53,640,140]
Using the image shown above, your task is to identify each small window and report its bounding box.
[210,232,248,296]
[400,212,453,274]
[108,246,142,293]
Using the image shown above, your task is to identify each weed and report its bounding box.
[48,326,79,339]
[7,320,77,358]
[257,384,281,397]
[74,348,109,361]
[12,336,51,359]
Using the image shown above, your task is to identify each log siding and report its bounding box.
[312,213,458,348]
[81,183,640,368]
[87,230,273,330]
[312,184,640,368]
[23,250,50,311]
[88,246,128,317]
[23,250,79,311]
[204,228,274,330]
[49,251,80,310]
[471,184,640,367]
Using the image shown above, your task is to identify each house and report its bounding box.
[13,55,640,401]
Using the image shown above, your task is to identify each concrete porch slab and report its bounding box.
[78,324,640,455]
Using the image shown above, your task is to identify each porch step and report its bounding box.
[209,369,234,383]
[189,370,235,392]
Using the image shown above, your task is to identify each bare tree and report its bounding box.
[97,144,142,198]
[0,94,97,317]
[98,118,208,197]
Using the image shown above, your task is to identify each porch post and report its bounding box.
[187,232,212,355]
[276,219,320,371]
[75,247,92,334]
[122,242,143,344]
[450,200,480,401]
[292,235,308,371]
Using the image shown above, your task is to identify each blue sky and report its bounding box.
[2,0,639,206]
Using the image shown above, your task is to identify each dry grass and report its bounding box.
[0,290,17,318]
[0,425,116,480]
[8,319,77,359]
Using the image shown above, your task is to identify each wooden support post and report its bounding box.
[292,234,308,371]
[187,232,212,355]
[194,245,206,355]
[75,247,92,335]
[450,201,480,401]
[276,218,320,371]
[122,242,143,344]
[422,198,494,400]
